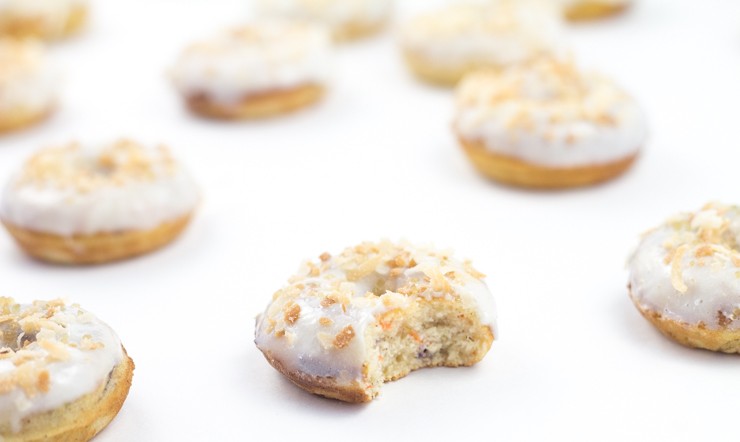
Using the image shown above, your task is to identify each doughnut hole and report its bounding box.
[364,298,494,395]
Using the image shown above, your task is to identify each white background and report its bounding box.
[1,0,740,440]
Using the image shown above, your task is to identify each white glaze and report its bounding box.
[171,21,332,104]
[629,203,740,330]
[400,1,566,71]
[0,0,87,36]
[255,0,392,30]
[0,140,200,236]
[454,59,647,167]
[0,39,58,115]
[0,300,123,433]
[255,241,497,386]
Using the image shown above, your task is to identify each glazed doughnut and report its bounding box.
[255,241,497,403]
[453,58,647,188]
[0,38,58,133]
[0,298,133,441]
[171,22,331,119]
[255,0,392,41]
[628,203,740,353]
[561,0,631,21]
[399,1,565,86]
[0,0,88,40]
[0,139,199,265]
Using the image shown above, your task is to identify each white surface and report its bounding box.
[0,0,739,441]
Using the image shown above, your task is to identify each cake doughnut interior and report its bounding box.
[255,241,497,402]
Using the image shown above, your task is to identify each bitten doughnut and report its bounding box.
[0,139,199,265]
[171,22,331,119]
[561,0,631,21]
[453,58,647,188]
[399,1,565,86]
[255,0,392,41]
[0,38,58,133]
[0,298,133,441]
[255,241,497,403]
[0,0,88,40]
[628,203,740,353]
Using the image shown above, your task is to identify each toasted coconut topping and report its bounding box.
[0,298,113,399]
[254,241,498,397]
[661,203,740,274]
[333,325,355,349]
[16,139,177,192]
[456,58,631,130]
[284,303,301,325]
[170,20,332,103]
[670,244,689,294]
[400,0,564,70]
[256,241,497,369]
[629,202,740,330]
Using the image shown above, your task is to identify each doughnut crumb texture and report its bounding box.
[255,241,497,402]
[171,21,332,119]
[628,203,740,352]
[454,58,647,188]
[0,139,199,264]
[0,298,133,441]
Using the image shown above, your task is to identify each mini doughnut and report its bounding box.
[0,298,133,441]
[0,38,58,133]
[453,58,647,189]
[0,0,88,40]
[628,203,740,353]
[255,241,497,403]
[171,22,331,119]
[399,1,565,86]
[561,0,632,21]
[0,139,200,265]
[255,0,392,41]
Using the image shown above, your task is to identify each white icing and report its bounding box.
[0,141,200,236]
[0,39,58,115]
[454,59,647,167]
[255,0,392,30]
[0,0,87,36]
[170,21,332,104]
[0,300,123,432]
[628,203,740,330]
[400,1,566,71]
[255,242,497,386]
